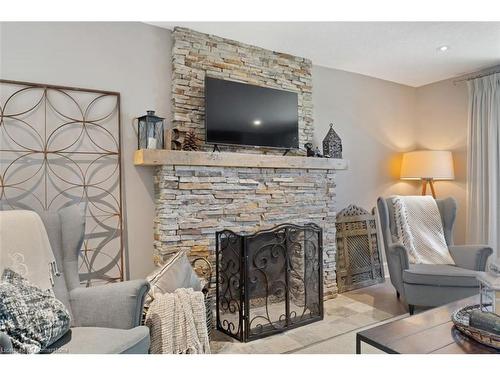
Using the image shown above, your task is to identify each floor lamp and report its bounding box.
[400,150,455,198]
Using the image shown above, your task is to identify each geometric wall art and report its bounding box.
[0,79,123,285]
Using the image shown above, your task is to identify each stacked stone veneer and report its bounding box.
[172,27,313,152]
[154,165,338,299]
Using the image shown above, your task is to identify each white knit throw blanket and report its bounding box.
[392,195,455,265]
[0,210,59,291]
[145,288,210,354]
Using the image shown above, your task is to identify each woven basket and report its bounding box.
[203,290,214,340]
[452,304,500,350]
[142,291,213,339]
[192,257,214,340]
[141,257,214,340]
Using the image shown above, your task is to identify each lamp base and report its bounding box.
[421,178,436,198]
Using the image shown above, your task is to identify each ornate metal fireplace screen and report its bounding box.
[0,79,123,285]
[216,223,324,342]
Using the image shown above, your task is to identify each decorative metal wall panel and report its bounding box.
[335,205,384,293]
[0,79,123,285]
[216,223,323,342]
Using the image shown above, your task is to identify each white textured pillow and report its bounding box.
[145,251,202,306]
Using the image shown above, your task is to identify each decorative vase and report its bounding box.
[304,143,315,157]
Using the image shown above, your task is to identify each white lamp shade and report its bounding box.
[400,150,454,180]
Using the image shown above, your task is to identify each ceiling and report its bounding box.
[148,22,500,87]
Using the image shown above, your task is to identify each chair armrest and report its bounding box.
[388,243,410,271]
[70,279,150,330]
[0,332,13,354]
[449,245,493,271]
[385,243,410,296]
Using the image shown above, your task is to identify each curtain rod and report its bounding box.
[453,69,500,85]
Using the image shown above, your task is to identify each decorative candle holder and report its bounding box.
[478,259,500,315]
[137,110,165,150]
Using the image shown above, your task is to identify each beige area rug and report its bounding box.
[211,282,409,354]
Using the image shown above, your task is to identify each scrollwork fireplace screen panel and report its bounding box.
[216,223,323,342]
[0,80,123,285]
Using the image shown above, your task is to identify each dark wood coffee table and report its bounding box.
[356,295,499,354]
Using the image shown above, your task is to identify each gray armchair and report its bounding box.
[377,196,492,315]
[0,205,150,354]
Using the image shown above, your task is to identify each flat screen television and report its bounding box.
[205,77,299,149]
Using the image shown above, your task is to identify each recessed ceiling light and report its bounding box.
[437,45,450,52]
[253,119,262,126]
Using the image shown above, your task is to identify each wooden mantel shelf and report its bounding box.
[134,149,348,170]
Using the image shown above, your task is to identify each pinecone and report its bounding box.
[182,129,199,151]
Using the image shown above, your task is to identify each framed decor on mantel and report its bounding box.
[0,79,124,286]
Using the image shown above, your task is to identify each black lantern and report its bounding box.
[137,110,165,150]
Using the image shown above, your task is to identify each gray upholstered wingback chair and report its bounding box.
[377,196,492,315]
[0,205,150,354]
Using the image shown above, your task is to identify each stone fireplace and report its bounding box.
[148,153,346,300]
[136,27,348,302]
[171,27,314,152]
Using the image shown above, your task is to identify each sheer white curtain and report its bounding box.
[466,73,500,257]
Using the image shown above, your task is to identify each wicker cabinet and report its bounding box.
[335,205,384,293]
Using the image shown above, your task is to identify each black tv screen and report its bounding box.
[205,77,299,149]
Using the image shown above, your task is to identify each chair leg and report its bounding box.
[408,304,415,315]
[396,291,400,299]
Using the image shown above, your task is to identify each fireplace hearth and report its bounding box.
[216,223,324,342]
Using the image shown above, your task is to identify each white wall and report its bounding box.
[0,22,172,279]
[313,66,418,215]
[415,78,469,244]
[313,66,470,245]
